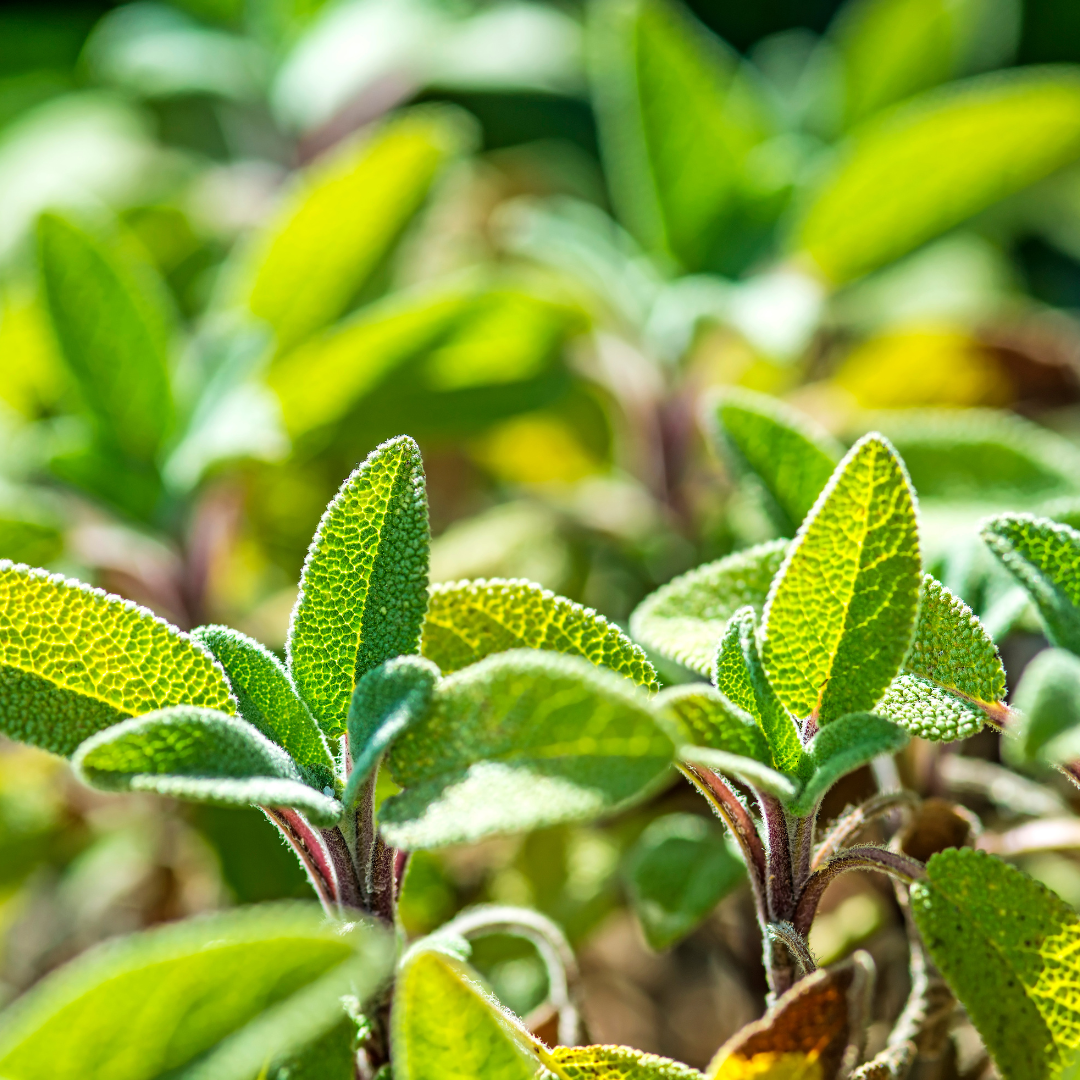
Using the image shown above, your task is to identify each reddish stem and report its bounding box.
[263,807,337,913]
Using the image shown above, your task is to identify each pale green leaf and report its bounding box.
[38,212,174,462]
[707,388,842,535]
[656,684,771,764]
[678,746,798,801]
[983,514,1080,654]
[73,707,343,826]
[797,69,1080,283]
[911,848,1080,1080]
[288,435,430,738]
[1009,648,1080,764]
[761,434,921,724]
[0,562,234,757]
[0,903,391,1080]
[192,625,333,786]
[629,539,788,677]
[545,1043,703,1078]
[423,577,658,690]
[380,650,674,849]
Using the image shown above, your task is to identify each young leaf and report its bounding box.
[629,539,789,676]
[680,746,799,801]
[707,388,843,535]
[982,514,1080,654]
[656,684,771,764]
[796,70,1080,283]
[1009,648,1080,764]
[423,577,659,690]
[760,434,921,724]
[37,213,174,463]
[0,562,234,757]
[625,813,746,951]
[191,625,333,787]
[288,435,430,739]
[73,707,343,827]
[544,1043,703,1078]
[910,848,1080,1080]
[0,903,391,1080]
[380,650,674,849]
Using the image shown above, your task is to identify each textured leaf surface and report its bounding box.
[911,848,1080,1080]
[423,577,658,690]
[37,214,173,462]
[796,70,1080,283]
[657,685,771,764]
[288,436,429,738]
[629,540,788,676]
[546,1043,703,1078]
[380,651,674,849]
[983,514,1080,654]
[708,388,842,535]
[1010,648,1080,764]
[761,434,921,724]
[0,904,391,1080]
[192,625,332,785]
[74,707,343,826]
[625,813,745,951]
[0,562,234,756]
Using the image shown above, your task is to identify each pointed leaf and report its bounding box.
[910,848,1080,1080]
[0,562,234,757]
[288,435,430,738]
[191,625,333,787]
[73,707,342,827]
[708,388,842,535]
[0,903,391,1080]
[380,651,674,849]
[423,577,658,690]
[656,684,771,764]
[983,514,1080,654]
[1009,648,1080,764]
[678,745,798,801]
[630,539,788,677]
[545,1043,703,1078]
[761,434,921,724]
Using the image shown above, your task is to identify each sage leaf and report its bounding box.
[761,434,921,724]
[423,577,658,690]
[0,903,391,1080]
[380,651,674,849]
[982,514,1080,654]
[288,435,430,738]
[0,562,234,757]
[73,707,343,827]
[656,684,771,764]
[192,625,333,787]
[545,1042,703,1078]
[679,746,799,802]
[911,848,1080,1080]
[629,539,788,676]
[1009,648,1080,764]
[266,1017,356,1080]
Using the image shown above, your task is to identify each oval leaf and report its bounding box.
[657,684,771,764]
[545,1043,703,1078]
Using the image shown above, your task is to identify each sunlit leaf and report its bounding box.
[546,1043,704,1078]
[657,684,771,764]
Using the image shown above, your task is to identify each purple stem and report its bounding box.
[812,790,918,871]
[263,807,337,914]
[322,826,365,912]
[756,790,794,922]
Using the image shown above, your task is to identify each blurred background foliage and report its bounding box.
[7,0,1080,1068]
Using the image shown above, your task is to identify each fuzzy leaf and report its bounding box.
[983,514,1080,654]
[546,1043,703,1078]
[629,539,788,676]
[423,577,658,690]
[708,388,843,535]
[288,435,430,739]
[380,651,674,849]
[0,903,391,1080]
[679,746,799,801]
[37,214,174,463]
[656,684,771,764]
[0,562,234,757]
[73,707,343,827]
[191,625,333,786]
[761,434,921,724]
[910,848,1080,1080]
[1010,648,1080,764]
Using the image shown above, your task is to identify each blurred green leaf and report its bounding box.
[49,441,162,523]
[268,1016,357,1080]
[0,562,234,757]
[381,651,674,849]
[1009,647,1080,764]
[0,903,391,1080]
[545,1043,704,1078]
[0,490,62,565]
[657,683,772,763]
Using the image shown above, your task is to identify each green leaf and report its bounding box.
[707,388,842,535]
[656,684,771,763]
[391,942,541,1080]
[910,848,1080,1080]
[0,562,234,757]
[796,69,1080,283]
[1009,648,1080,764]
[73,707,343,827]
[288,435,430,739]
[266,1016,357,1080]
[0,903,391,1080]
[380,650,674,849]
[629,539,789,677]
[544,1043,703,1078]
[191,625,333,787]
[983,514,1080,654]
[760,434,921,724]
[235,110,465,354]
[37,213,174,463]
[423,577,659,691]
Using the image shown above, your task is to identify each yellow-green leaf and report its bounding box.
[546,1042,703,1078]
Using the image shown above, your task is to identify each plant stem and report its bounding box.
[263,807,338,915]
[812,791,918,871]
[323,826,365,912]
[756,791,794,922]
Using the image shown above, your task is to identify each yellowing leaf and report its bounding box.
[546,1042,703,1078]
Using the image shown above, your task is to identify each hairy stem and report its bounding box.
[756,791,794,922]
[263,807,338,915]
[790,809,817,896]
[368,835,397,924]
[766,921,817,978]
[322,826,365,912]
[813,791,919,871]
